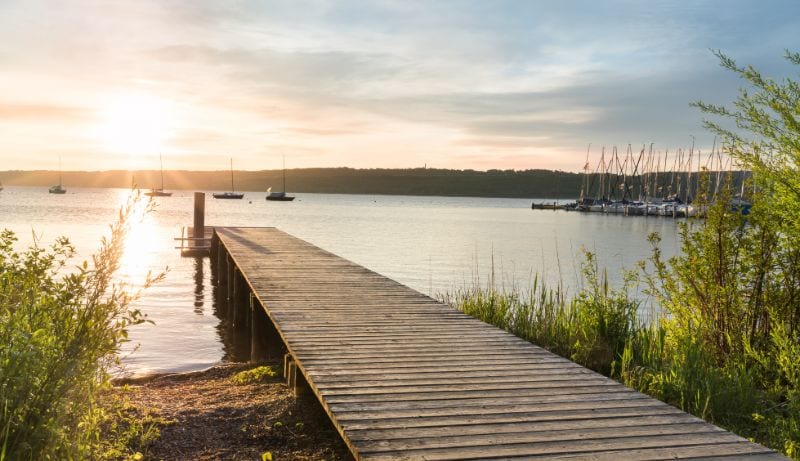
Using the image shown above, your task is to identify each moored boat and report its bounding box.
[213,191,244,199]
[213,158,244,200]
[266,156,295,202]
[145,153,172,197]
[266,190,295,201]
[49,156,66,194]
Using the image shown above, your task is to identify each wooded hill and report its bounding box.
[1,167,748,199]
[0,168,584,198]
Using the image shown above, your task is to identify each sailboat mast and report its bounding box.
[687,135,695,202]
[580,144,590,201]
[159,153,165,190]
[230,158,235,192]
[59,155,63,187]
[282,155,286,192]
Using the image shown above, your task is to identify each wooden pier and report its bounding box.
[211,227,782,460]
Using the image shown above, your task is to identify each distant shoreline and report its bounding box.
[0,167,748,200]
[0,167,584,199]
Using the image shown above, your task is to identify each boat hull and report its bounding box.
[145,189,172,197]
[266,196,295,201]
[213,193,244,199]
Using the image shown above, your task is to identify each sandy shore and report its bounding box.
[115,362,353,460]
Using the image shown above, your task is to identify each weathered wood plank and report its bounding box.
[356,423,723,453]
[543,444,779,460]
[358,433,748,460]
[337,404,685,431]
[329,393,651,416]
[345,412,702,441]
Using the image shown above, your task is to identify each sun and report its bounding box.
[98,93,174,161]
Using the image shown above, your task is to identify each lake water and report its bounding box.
[0,186,682,375]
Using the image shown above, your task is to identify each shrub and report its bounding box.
[0,193,162,460]
[231,366,281,385]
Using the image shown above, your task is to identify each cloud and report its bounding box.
[286,127,359,136]
[0,103,90,121]
[2,0,799,171]
[148,45,406,96]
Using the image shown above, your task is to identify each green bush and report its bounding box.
[231,365,281,385]
[0,194,162,460]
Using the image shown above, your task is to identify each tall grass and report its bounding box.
[446,253,643,376]
[0,193,162,460]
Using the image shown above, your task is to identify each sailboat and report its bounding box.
[49,156,66,194]
[266,156,295,201]
[145,153,172,197]
[213,158,244,199]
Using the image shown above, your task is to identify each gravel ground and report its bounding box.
[116,362,353,461]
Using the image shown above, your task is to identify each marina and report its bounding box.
[539,144,752,218]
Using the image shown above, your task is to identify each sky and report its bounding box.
[0,0,798,172]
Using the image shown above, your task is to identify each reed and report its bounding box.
[444,252,645,377]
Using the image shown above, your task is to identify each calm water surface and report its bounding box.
[0,187,682,375]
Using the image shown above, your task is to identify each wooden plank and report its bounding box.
[358,433,749,460]
[304,362,588,376]
[311,368,596,385]
[318,382,621,400]
[356,423,724,453]
[213,227,781,460]
[542,444,781,460]
[289,351,569,362]
[346,412,702,441]
[337,404,686,431]
[328,392,650,415]
[322,386,637,406]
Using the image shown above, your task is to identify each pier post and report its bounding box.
[193,192,205,241]
[210,232,218,265]
[226,256,234,301]
[216,240,226,286]
[250,294,268,362]
[251,296,286,362]
[284,356,310,396]
[232,268,241,326]
[236,272,250,333]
